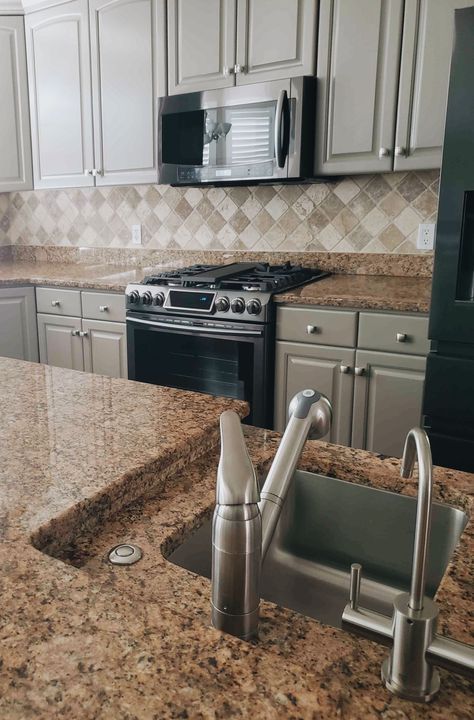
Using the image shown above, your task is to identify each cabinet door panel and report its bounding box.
[82,318,127,378]
[37,313,84,370]
[352,350,426,457]
[394,0,473,171]
[0,17,32,192]
[90,0,163,185]
[315,0,403,174]
[274,341,354,446]
[236,0,317,85]
[168,0,236,94]
[25,0,94,188]
[0,287,38,362]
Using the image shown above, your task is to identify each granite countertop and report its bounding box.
[0,358,472,718]
[0,259,431,313]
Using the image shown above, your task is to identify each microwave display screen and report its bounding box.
[168,291,215,311]
[161,101,276,168]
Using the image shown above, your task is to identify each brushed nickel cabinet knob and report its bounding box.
[340,365,350,374]
[379,147,390,158]
[99,305,109,312]
[354,367,366,376]
[78,330,89,338]
[396,332,407,343]
[395,146,406,157]
[51,300,61,307]
[306,324,318,335]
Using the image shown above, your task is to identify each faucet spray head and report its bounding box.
[289,389,332,440]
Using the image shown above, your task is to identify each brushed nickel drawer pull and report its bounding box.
[99,305,109,312]
[396,332,407,343]
[354,367,366,376]
[340,365,350,374]
[51,300,61,307]
[306,324,319,334]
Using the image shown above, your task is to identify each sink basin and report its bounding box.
[168,470,468,628]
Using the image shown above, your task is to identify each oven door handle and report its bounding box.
[127,316,263,336]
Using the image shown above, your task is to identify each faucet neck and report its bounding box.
[400,428,433,611]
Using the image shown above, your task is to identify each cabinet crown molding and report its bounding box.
[0,0,67,14]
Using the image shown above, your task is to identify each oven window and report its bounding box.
[161,101,276,168]
[133,327,255,402]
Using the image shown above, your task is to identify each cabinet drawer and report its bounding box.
[276,307,357,347]
[358,312,429,356]
[36,287,82,316]
[81,291,126,322]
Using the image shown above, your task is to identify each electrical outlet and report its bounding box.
[417,223,435,250]
[131,224,142,245]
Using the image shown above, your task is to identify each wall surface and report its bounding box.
[0,171,439,253]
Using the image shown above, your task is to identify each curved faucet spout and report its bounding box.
[400,428,433,611]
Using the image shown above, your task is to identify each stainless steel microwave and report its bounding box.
[158,76,316,185]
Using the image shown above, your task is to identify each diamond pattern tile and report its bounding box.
[0,171,439,253]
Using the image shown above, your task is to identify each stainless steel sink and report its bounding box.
[168,470,468,628]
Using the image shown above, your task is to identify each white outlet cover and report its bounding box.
[416,223,435,250]
[132,224,142,245]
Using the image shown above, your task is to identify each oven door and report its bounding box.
[158,78,310,185]
[127,314,274,428]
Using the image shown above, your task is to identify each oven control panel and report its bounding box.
[125,284,272,322]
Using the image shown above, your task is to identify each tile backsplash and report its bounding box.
[0,171,439,254]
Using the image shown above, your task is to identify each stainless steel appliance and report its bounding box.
[422,7,474,471]
[158,77,316,185]
[125,262,329,427]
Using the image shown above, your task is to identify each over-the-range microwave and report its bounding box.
[158,76,316,186]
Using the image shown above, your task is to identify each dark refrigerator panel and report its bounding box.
[423,6,474,472]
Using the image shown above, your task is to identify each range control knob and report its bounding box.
[231,297,245,314]
[127,290,140,304]
[215,296,230,312]
[153,292,165,307]
[141,291,153,305]
[246,298,262,316]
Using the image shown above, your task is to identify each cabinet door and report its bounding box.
[82,318,127,378]
[394,0,473,171]
[0,17,33,192]
[0,287,38,362]
[352,350,426,457]
[235,0,317,85]
[37,313,84,370]
[89,0,165,185]
[25,0,95,188]
[274,341,355,446]
[315,0,403,174]
[168,0,236,94]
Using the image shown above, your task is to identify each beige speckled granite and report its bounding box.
[275,274,432,313]
[6,245,434,277]
[0,358,472,718]
[0,259,431,312]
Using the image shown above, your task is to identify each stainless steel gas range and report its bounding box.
[125,262,329,427]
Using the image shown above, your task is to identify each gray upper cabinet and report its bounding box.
[351,349,426,457]
[89,0,166,185]
[0,287,38,362]
[0,16,33,193]
[235,0,317,85]
[394,0,474,171]
[315,0,403,174]
[25,0,95,189]
[167,0,236,95]
[167,0,317,94]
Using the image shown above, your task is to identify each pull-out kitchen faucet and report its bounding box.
[342,428,474,702]
[211,390,332,639]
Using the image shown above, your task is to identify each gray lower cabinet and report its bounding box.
[274,341,355,446]
[82,318,127,378]
[351,349,426,457]
[37,313,84,370]
[0,287,38,362]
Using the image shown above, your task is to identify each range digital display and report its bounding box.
[168,290,215,311]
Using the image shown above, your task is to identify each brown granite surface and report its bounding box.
[5,245,434,277]
[0,259,431,312]
[275,274,432,313]
[0,358,472,718]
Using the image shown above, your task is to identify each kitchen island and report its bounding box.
[0,357,472,719]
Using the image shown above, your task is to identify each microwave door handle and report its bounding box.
[274,89,290,169]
